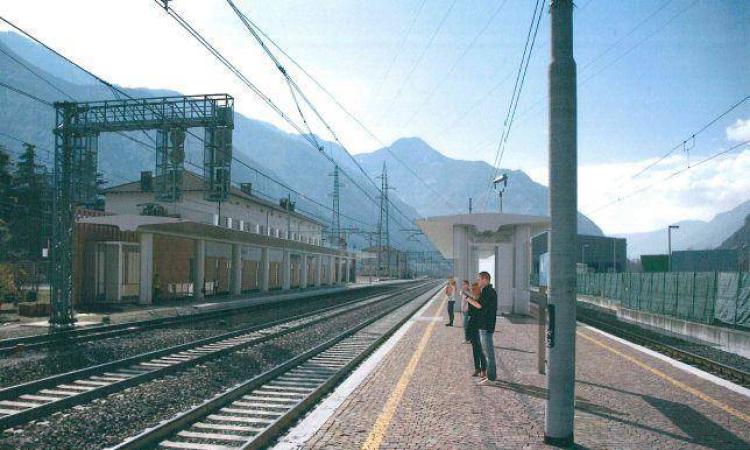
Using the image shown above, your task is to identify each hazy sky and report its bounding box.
[1,0,748,234]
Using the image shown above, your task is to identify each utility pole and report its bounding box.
[286,193,292,239]
[612,239,617,273]
[493,174,508,213]
[377,162,390,278]
[546,0,577,446]
[469,197,473,214]
[668,224,679,271]
[329,165,342,248]
[581,244,589,267]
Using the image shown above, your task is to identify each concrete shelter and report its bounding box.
[416,213,549,315]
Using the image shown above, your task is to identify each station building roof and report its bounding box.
[78,214,352,257]
[104,171,325,227]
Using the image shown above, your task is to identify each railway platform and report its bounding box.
[275,291,750,450]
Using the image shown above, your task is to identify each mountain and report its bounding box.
[354,137,603,236]
[620,199,750,258]
[0,31,603,254]
[718,214,750,250]
[0,32,423,252]
[0,31,92,85]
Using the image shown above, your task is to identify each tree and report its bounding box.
[0,146,13,261]
[10,144,49,260]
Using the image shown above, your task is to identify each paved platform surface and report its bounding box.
[298,291,750,449]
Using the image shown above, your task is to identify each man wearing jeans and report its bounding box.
[477,271,498,382]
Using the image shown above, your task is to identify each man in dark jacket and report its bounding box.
[477,271,498,382]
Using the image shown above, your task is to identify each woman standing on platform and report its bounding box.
[444,278,457,326]
[461,280,471,343]
[463,281,486,378]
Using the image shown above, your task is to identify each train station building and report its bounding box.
[71,171,356,306]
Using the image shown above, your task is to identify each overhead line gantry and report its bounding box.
[50,93,234,330]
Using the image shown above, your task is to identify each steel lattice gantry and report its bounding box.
[50,94,234,330]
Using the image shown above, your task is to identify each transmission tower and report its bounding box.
[377,162,391,278]
[329,165,342,248]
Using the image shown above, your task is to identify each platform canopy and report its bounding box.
[416,213,549,258]
[416,213,549,315]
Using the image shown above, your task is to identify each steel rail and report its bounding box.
[110,282,440,450]
[0,285,400,355]
[0,283,430,430]
[578,312,750,387]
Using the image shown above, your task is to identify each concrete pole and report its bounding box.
[344,258,350,283]
[667,226,678,272]
[260,247,269,292]
[282,249,291,290]
[453,225,470,283]
[330,256,336,285]
[545,0,577,446]
[315,255,322,287]
[193,239,206,301]
[139,233,154,305]
[300,253,308,289]
[231,244,242,296]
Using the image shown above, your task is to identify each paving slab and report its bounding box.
[293,292,750,450]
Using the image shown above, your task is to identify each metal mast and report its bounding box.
[49,94,234,331]
[377,162,391,278]
[330,165,342,248]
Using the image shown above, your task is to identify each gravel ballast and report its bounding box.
[0,289,395,389]
[0,289,428,450]
[578,302,750,374]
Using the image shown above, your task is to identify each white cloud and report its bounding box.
[727,118,750,142]
[528,148,750,235]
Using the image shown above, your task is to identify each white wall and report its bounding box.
[105,190,323,245]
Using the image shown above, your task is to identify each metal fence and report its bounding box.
[577,272,750,328]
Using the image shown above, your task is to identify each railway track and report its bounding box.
[110,281,439,450]
[578,312,750,387]
[0,282,431,431]
[0,285,399,356]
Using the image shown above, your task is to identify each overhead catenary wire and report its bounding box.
[368,0,429,110]
[0,80,53,106]
[455,0,696,180]
[2,14,417,251]
[223,0,425,226]
[629,94,750,179]
[587,138,750,214]
[0,16,392,245]
[165,0,426,243]
[475,0,699,148]
[225,4,462,212]
[400,0,510,129]
[480,0,545,209]
[375,0,459,126]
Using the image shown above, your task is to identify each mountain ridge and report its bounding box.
[0,30,605,252]
[618,199,750,257]
[355,137,604,235]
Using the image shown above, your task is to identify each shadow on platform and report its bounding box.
[501,314,536,324]
[495,345,535,354]
[485,379,624,417]
[574,380,750,449]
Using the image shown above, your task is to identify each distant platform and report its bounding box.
[273,291,750,449]
[0,280,409,339]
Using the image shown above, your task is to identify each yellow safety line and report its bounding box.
[578,331,750,424]
[360,293,447,450]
